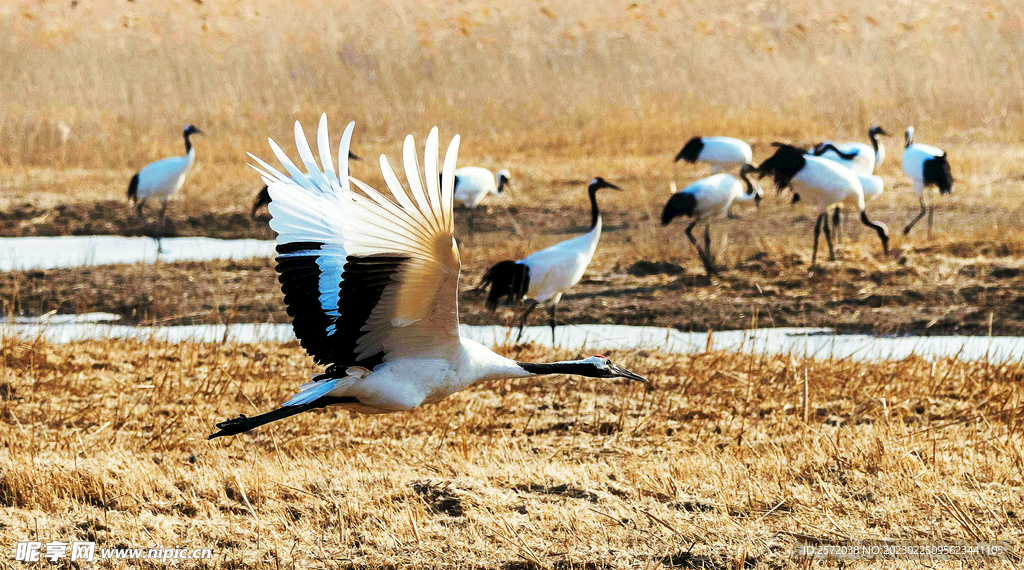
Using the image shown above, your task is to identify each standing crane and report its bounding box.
[477,177,621,343]
[901,126,953,238]
[661,164,762,276]
[127,125,202,247]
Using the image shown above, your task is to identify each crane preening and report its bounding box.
[209,116,646,438]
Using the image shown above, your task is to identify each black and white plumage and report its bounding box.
[127,125,202,219]
[478,177,621,343]
[453,167,511,208]
[803,144,885,244]
[758,143,889,265]
[810,125,889,175]
[901,126,953,238]
[446,166,512,234]
[251,150,360,218]
[209,116,645,438]
[674,136,753,173]
[661,164,762,276]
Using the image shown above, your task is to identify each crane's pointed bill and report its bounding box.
[609,363,648,383]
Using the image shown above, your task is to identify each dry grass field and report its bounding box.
[2,340,1023,568]
[3,0,1024,567]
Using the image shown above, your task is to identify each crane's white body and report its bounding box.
[857,173,884,201]
[902,143,946,194]
[518,219,601,305]
[211,115,645,436]
[792,155,867,212]
[453,166,508,208]
[136,150,195,201]
[290,337,528,414]
[697,137,753,173]
[676,173,761,222]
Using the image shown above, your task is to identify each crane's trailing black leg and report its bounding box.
[904,196,927,236]
[822,210,835,261]
[927,204,934,240]
[549,303,557,345]
[208,396,359,439]
[685,221,716,276]
[515,300,539,343]
[812,213,824,266]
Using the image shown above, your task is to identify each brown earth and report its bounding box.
[3,200,1024,335]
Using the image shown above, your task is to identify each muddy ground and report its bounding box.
[2,199,1024,335]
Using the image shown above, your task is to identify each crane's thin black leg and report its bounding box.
[157,200,169,253]
[549,302,558,345]
[904,195,927,236]
[927,204,934,240]
[515,300,539,343]
[704,223,714,269]
[812,213,824,266]
[686,221,716,276]
[832,206,843,246]
[822,210,835,261]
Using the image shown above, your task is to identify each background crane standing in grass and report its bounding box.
[477,177,621,343]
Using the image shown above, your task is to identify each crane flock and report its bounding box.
[119,118,958,438]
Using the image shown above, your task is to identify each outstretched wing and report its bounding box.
[249,114,462,371]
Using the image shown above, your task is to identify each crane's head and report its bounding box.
[588,177,621,192]
[869,124,889,137]
[183,125,203,137]
[904,126,915,148]
[739,164,764,208]
[579,356,648,382]
[496,169,512,193]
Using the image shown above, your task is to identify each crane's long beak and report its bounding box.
[610,363,648,383]
[348,151,362,162]
[607,182,623,191]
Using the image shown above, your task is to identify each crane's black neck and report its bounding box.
[817,143,858,160]
[184,131,195,154]
[868,130,879,153]
[588,186,602,231]
[518,360,599,377]
[738,167,755,195]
